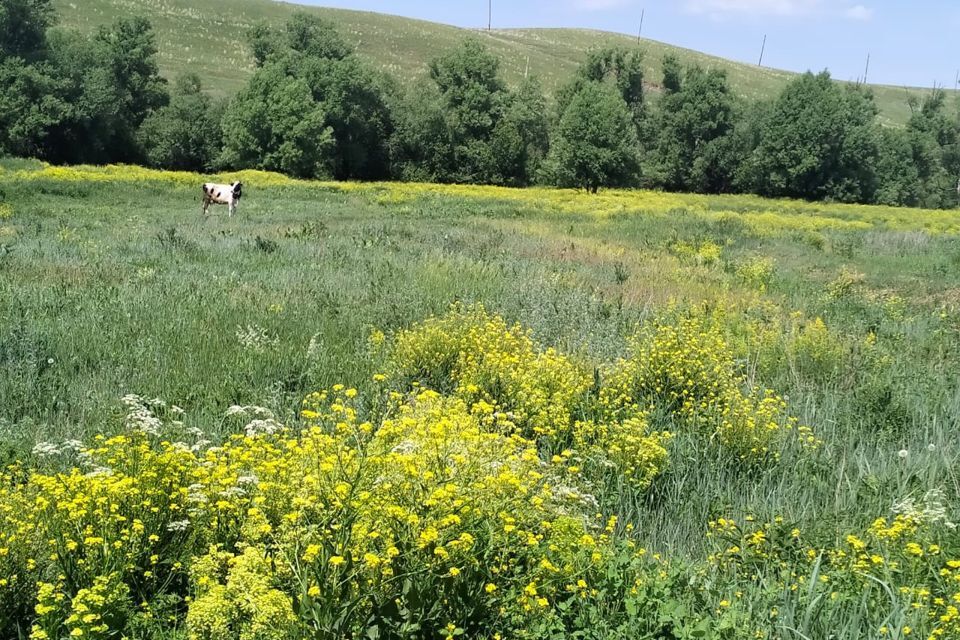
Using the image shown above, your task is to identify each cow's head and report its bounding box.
[232,182,243,200]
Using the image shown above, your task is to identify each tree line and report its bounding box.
[3,0,960,208]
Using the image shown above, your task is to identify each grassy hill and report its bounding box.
[54,0,939,125]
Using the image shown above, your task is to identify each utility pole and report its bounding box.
[863,53,870,85]
[637,8,645,44]
[758,34,767,67]
[488,0,491,31]
[954,69,959,92]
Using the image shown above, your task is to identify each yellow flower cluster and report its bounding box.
[32,573,129,640]
[788,316,844,380]
[4,163,960,235]
[0,307,839,638]
[735,256,777,292]
[599,312,818,464]
[669,240,723,267]
[386,303,590,440]
[0,387,630,638]
[186,547,296,640]
[0,163,299,189]
[384,304,671,488]
[707,513,960,639]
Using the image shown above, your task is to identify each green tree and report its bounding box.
[138,73,223,171]
[388,80,454,183]
[95,16,168,134]
[744,71,879,202]
[284,12,351,60]
[0,57,66,157]
[545,81,640,192]
[0,0,54,59]
[37,18,168,164]
[220,62,333,178]
[490,76,550,185]
[874,127,923,207]
[224,15,391,179]
[427,38,510,183]
[896,90,960,208]
[297,55,394,179]
[248,12,352,68]
[393,38,548,185]
[558,47,645,136]
[661,53,682,94]
[647,60,738,192]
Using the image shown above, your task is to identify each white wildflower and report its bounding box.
[167,520,190,532]
[893,489,956,530]
[122,394,163,436]
[187,484,208,504]
[554,485,599,510]
[61,439,84,452]
[32,442,60,457]
[307,333,323,360]
[244,418,283,437]
[391,440,417,455]
[236,324,278,352]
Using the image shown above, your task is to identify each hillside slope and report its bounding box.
[55,0,935,125]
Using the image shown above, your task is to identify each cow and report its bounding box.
[201,181,243,217]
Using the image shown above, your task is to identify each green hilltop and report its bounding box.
[55,0,939,125]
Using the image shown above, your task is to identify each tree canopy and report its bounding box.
[6,3,960,209]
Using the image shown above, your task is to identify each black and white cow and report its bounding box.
[201,181,243,217]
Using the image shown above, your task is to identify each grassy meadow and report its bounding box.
[53,0,940,125]
[1,162,960,639]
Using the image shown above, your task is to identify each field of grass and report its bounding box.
[1,162,960,638]
[53,0,941,125]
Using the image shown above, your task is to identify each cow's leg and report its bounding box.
[202,199,208,216]
[229,202,236,218]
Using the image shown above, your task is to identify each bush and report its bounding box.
[0,308,841,638]
[598,312,817,464]
[787,317,844,381]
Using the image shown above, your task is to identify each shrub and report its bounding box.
[598,313,817,464]
[385,303,591,442]
[788,317,844,381]
[734,256,776,292]
[706,499,960,640]
[187,547,297,640]
[383,304,671,489]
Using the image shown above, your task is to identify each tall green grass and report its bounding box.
[0,167,958,563]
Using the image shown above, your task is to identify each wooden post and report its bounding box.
[488,0,491,31]
[758,34,767,66]
[637,9,645,44]
[863,53,870,84]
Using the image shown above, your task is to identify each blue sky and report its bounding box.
[288,0,960,88]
